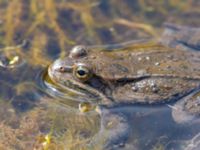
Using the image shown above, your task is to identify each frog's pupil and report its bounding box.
[77,70,86,76]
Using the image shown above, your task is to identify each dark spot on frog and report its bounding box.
[110,64,129,73]
[87,76,105,89]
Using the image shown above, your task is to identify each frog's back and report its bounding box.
[87,42,200,81]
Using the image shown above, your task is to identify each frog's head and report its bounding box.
[48,46,110,103]
[48,45,94,84]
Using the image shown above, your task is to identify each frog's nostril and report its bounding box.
[59,66,65,72]
[56,66,73,72]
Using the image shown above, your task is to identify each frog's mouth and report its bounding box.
[47,65,110,104]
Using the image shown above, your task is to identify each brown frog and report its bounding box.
[48,24,200,121]
[48,24,200,149]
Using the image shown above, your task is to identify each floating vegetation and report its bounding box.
[0,50,23,68]
[79,102,96,113]
[0,54,20,68]
[0,40,27,68]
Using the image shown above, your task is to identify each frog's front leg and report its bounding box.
[91,105,133,150]
[171,88,200,124]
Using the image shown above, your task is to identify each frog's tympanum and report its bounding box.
[48,24,200,122]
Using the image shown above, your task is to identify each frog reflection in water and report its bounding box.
[48,24,200,149]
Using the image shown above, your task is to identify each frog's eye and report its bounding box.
[74,65,91,81]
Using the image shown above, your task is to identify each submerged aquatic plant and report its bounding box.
[0,0,197,65]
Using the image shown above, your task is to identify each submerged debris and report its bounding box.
[0,52,24,68]
[79,102,96,113]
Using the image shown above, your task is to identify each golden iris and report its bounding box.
[74,65,91,81]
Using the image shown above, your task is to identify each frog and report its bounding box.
[47,24,200,149]
[48,23,200,109]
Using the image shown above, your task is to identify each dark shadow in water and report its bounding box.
[93,104,200,150]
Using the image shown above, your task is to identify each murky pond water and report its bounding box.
[0,0,200,150]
